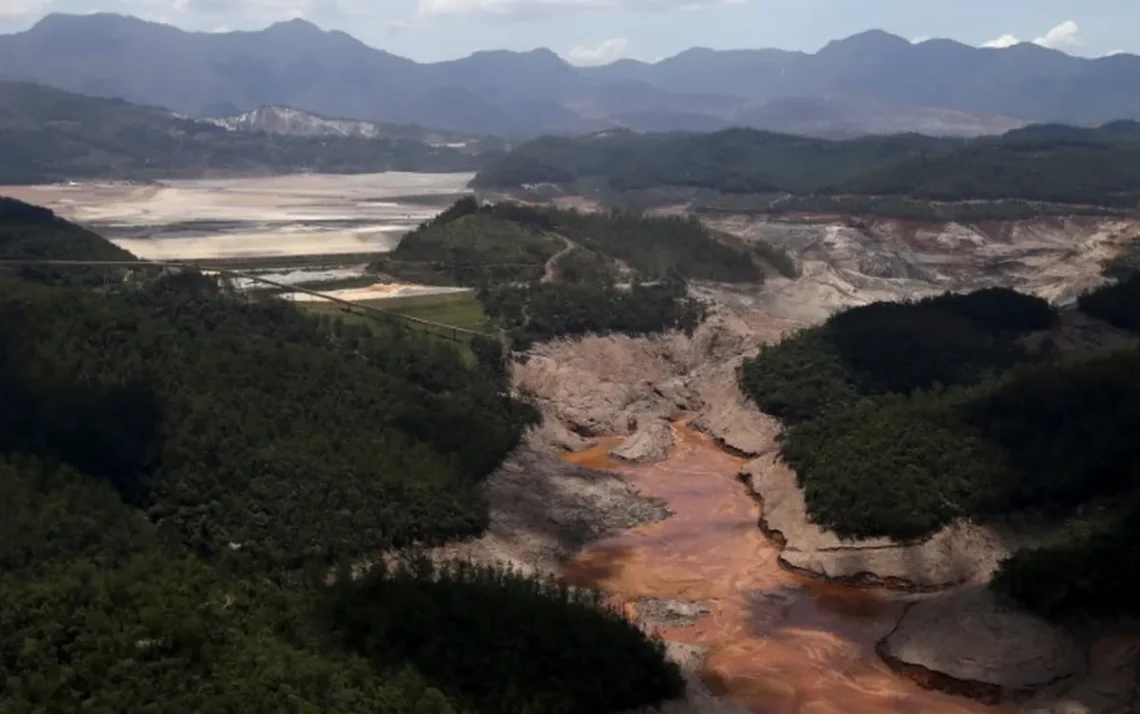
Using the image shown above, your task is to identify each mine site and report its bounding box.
[4,8,1140,714]
[5,168,1138,714]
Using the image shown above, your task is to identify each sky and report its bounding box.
[0,0,1135,64]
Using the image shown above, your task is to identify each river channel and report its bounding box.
[561,420,1008,714]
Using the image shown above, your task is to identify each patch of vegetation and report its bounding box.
[0,197,683,713]
[0,81,484,183]
[740,282,1140,618]
[1079,273,1140,333]
[3,272,530,564]
[779,349,1140,541]
[0,197,136,284]
[373,201,562,286]
[373,198,766,287]
[481,277,707,350]
[372,291,490,332]
[474,123,1140,209]
[549,209,763,283]
[991,498,1140,619]
[331,557,684,713]
[740,288,1057,423]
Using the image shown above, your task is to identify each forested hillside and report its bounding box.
[376,197,767,284]
[740,285,1140,619]
[0,81,487,184]
[372,198,762,346]
[0,198,683,712]
[474,123,1140,209]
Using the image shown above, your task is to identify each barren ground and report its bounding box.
[454,206,1140,712]
[0,172,474,260]
[701,213,1140,322]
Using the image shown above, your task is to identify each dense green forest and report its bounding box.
[0,199,683,712]
[481,277,707,349]
[473,123,1140,209]
[740,285,1140,618]
[372,197,768,346]
[740,288,1058,423]
[0,81,488,183]
[1078,273,1140,333]
[374,197,769,285]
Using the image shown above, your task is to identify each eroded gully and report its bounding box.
[561,419,1013,714]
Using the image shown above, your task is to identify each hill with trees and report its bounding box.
[740,284,1140,619]
[0,198,683,712]
[473,124,1140,211]
[0,81,489,184]
[372,198,775,347]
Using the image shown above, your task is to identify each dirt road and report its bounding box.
[542,234,578,283]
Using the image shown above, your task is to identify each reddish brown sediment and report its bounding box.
[562,421,1011,714]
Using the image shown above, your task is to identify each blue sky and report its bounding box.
[0,0,1134,63]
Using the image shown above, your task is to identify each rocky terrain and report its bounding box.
[702,213,1140,323]
[431,207,1140,713]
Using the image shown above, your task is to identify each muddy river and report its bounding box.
[562,421,1008,714]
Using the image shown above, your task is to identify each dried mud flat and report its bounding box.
[0,172,474,260]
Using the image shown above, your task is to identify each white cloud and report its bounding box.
[418,0,745,18]
[982,20,1083,51]
[0,0,49,17]
[564,37,630,65]
[385,19,407,36]
[982,33,1019,48]
[1034,20,1081,49]
[909,35,930,44]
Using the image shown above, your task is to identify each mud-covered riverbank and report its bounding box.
[561,420,1006,714]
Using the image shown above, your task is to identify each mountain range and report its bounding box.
[3,14,1140,139]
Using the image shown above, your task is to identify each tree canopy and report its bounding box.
[474,124,1140,209]
[740,285,1140,619]
[0,197,683,713]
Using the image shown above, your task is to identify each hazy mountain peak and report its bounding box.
[28,12,159,33]
[819,29,911,54]
[264,17,323,34]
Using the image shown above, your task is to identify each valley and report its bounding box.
[5,6,1140,713]
[3,171,1139,714]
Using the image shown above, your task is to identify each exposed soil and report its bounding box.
[486,286,1139,712]
[702,213,1140,324]
[0,173,474,260]
[879,589,1085,696]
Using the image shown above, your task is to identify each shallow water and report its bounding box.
[562,421,1007,714]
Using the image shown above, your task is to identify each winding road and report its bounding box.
[542,234,578,284]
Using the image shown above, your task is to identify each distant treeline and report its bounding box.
[474,122,1140,209]
[740,284,1140,619]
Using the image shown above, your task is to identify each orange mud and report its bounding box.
[562,421,1011,714]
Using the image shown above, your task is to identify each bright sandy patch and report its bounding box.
[0,172,474,261]
[281,283,472,303]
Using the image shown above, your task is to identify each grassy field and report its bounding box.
[369,291,490,332]
[300,290,491,347]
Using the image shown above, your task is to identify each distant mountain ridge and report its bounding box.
[2,14,1140,139]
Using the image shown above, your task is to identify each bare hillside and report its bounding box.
[702,213,1140,323]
